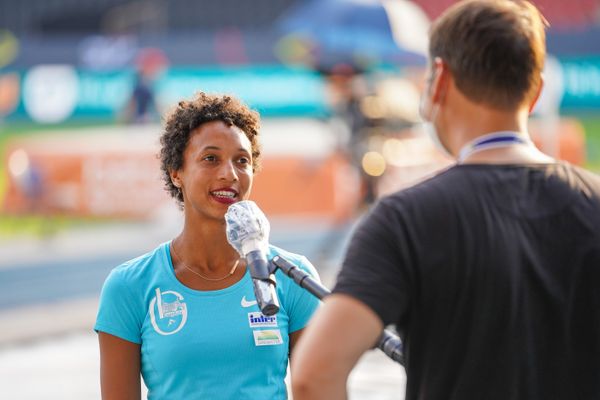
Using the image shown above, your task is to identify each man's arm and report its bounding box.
[291,294,383,400]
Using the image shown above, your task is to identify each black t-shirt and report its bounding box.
[334,163,600,400]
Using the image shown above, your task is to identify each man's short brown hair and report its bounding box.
[429,0,547,110]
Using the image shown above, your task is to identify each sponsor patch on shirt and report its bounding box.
[253,329,283,346]
[149,287,187,335]
[248,312,278,328]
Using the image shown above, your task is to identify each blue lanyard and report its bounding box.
[458,131,533,163]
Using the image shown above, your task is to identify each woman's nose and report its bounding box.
[218,160,239,181]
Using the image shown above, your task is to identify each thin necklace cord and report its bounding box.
[171,243,241,282]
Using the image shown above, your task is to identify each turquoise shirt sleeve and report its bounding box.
[278,254,321,333]
[94,266,143,344]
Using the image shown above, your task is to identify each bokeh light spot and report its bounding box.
[8,149,30,178]
[362,151,386,177]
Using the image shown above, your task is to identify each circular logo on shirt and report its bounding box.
[149,288,188,335]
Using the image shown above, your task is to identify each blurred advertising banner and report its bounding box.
[1,120,362,221]
[560,56,600,110]
[1,65,329,124]
[2,126,168,218]
[1,57,600,125]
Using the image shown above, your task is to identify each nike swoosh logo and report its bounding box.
[241,296,257,308]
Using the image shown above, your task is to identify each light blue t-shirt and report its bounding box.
[95,242,321,399]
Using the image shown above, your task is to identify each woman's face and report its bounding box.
[171,120,254,221]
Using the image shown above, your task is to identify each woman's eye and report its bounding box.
[238,157,250,165]
[203,155,216,162]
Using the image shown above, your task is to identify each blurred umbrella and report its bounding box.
[275,0,430,70]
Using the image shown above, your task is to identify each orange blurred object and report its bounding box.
[1,128,361,221]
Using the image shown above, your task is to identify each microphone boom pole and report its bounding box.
[271,255,405,366]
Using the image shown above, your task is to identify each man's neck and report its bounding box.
[449,107,528,153]
[443,104,553,164]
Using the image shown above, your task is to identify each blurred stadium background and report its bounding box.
[1,0,599,228]
[0,0,599,398]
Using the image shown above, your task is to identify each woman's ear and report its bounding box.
[170,169,181,189]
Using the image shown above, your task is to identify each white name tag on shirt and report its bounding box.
[253,329,283,346]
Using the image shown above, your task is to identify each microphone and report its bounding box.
[225,200,280,316]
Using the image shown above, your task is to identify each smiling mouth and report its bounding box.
[210,190,238,202]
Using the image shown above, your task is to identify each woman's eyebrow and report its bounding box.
[200,145,221,151]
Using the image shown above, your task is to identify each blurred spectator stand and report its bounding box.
[275,0,430,71]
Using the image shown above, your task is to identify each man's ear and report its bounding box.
[430,57,449,103]
[528,75,544,114]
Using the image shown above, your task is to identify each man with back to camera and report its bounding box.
[291,1,600,399]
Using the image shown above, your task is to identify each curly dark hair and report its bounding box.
[159,92,261,205]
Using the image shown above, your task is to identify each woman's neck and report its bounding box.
[175,219,238,271]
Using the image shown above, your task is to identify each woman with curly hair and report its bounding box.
[95,92,320,399]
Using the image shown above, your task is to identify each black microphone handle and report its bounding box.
[378,330,404,365]
[246,250,280,316]
[271,255,405,366]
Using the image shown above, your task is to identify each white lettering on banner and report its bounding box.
[563,63,600,98]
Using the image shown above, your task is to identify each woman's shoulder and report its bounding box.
[108,242,169,284]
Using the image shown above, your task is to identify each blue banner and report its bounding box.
[0,65,329,124]
[560,56,600,110]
